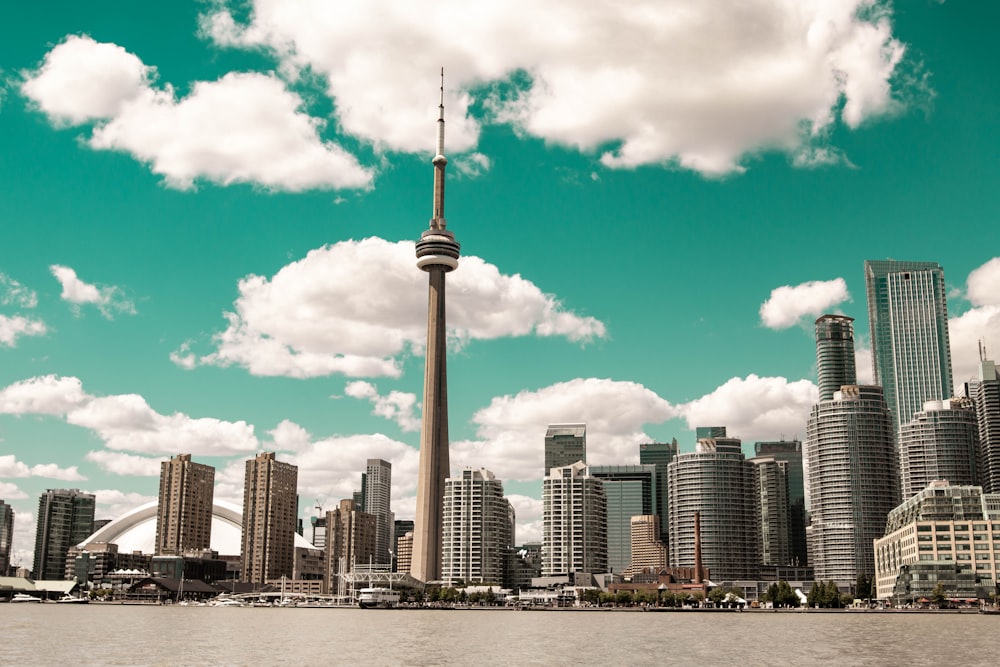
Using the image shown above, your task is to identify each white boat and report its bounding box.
[358,587,400,609]
[56,594,89,604]
[212,597,244,607]
[11,593,41,603]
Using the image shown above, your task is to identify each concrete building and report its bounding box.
[155,454,215,556]
[361,459,394,565]
[325,499,376,597]
[241,452,298,584]
[967,355,1000,494]
[899,399,979,498]
[874,481,1000,602]
[816,315,858,402]
[589,464,657,575]
[865,260,953,431]
[411,74,462,584]
[442,468,512,585]
[544,423,587,473]
[395,531,413,577]
[33,489,95,580]
[638,440,678,550]
[393,520,413,572]
[0,500,12,575]
[626,515,667,576]
[754,440,807,566]
[542,461,607,576]
[752,455,791,568]
[668,436,758,581]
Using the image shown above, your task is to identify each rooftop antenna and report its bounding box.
[431,67,447,230]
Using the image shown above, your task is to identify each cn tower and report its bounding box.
[411,70,460,583]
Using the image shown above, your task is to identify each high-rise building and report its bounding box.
[155,454,215,555]
[361,459,394,565]
[411,73,461,584]
[668,437,758,581]
[544,423,587,473]
[393,520,414,572]
[542,461,607,576]
[32,489,95,580]
[694,426,728,439]
[865,260,953,430]
[589,464,657,575]
[325,499,376,597]
[751,455,790,567]
[899,399,979,498]
[638,439,679,549]
[241,452,298,583]
[626,515,667,576]
[441,468,512,586]
[0,500,13,574]
[815,315,858,402]
[753,440,807,566]
[967,354,1000,494]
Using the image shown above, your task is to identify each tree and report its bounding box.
[614,589,634,606]
[708,587,727,606]
[855,573,873,601]
[930,582,947,607]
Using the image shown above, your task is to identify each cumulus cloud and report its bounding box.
[452,377,676,482]
[967,257,1000,307]
[0,481,28,500]
[21,35,372,191]
[0,455,84,480]
[181,238,605,378]
[948,257,1000,390]
[675,374,818,443]
[345,381,421,432]
[452,152,491,178]
[50,265,135,318]
[89,489,158,519]
[0,315,46,347]
[203,0,912,174]
[760,278,850,329]
[855,346,875,385]
[0,274,38,308]
[84,450,163,476]
[508,494,542,545]
[0,374,259,456]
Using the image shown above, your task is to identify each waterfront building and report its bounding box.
[589,464,657,575]
[33,489,95,580]
[325,499,376,597]
[668,436,758,581]
[393,520,414,572]
[442,468,512,586]
[865,260,953,431]
[544,423,587,473]
[542,461,607,576]
[967,355,1000,494]
[361,459,394,565]
[751,455,791,567]
[899,399,979,498]
[411,74,462,584]
[241,452,298,583]
[155,454,215,555]
[626,515,667,576]
[754,440,807,566]
[816,315,858,402]
[0,500,12,575]
[638,439,679,550]
[874,481,1000,602]
[395,531,413,576]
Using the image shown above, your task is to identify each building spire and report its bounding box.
[431,67,447,230]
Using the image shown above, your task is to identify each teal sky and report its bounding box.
[1,1,998,567]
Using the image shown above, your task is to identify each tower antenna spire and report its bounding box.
[431,67,447,230]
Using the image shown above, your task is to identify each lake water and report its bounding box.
[2,605,997,666]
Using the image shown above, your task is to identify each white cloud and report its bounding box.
[675,374,818,443]
[183,237,605,378]
[84,450,163,476]
[452,377,676,483]
[268,419,313,452]
[0,375,259,457]
[22,36,373,192]
[0,274,38,308]
[50,264,135,318]
[967,257,1000,307]
[0,481,27,500]
[345,381,420,432]
[760,278,850,329]
[855,346,875,385]
[452,152,491,178]
[0,315,47,347]
[89,489,158,519]
[950,305,1000,388]
[204,0,911,174]
[508,494,542,545]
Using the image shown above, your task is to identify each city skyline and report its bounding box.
[1,1,999,570]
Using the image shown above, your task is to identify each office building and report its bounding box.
[874,481,1000,602]
[899,399,979,498]
[325,499,376,597]
[695,426,727,439]
[865,260,953,430]
[0,500,13,575]
[442,468,512,586]
[412,75,462,584]
[393,520,413,572]
[638,439,679,550]
[32,489,95,580]
[155,454,215,555]
[396,531,413,577]
[626,515,667,576]
[668,436,758,581]
[589,464,658,575]
[542,461,607,576]
[967,354,1000,494]
[360,459,394,565]
[241,452,298,583]
[544,423,587,472]
[754,440,807,566]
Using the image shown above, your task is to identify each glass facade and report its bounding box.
[32,489,96,580]
[899,399,979,498]
[589,465,657,574]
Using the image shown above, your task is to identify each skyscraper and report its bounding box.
[753,440,807,566]
[967,354,1000,494]
[751,455,791,567]
[155,453,215,555]
[411,72,461,584]
[325,499,376,597]
[668,436,758,581]
[542,461,607,576]
[0,500,13,574]
[362,459,394,565]
[589,464,658,575]
[815,315,858,402]
[544,423,587,473]
[898,398,978,498]
[638,439,678,547]
[626,515,667,576]
[865,260,953,430]
[32,489,95,580]
[441,468,512,586]
[241,452,298,583]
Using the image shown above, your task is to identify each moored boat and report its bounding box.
[56,594,89,604]
[11,593,42,603]
[358,587,400,609]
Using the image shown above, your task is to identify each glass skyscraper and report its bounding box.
[544,423,587,473]
[32,489,96,580]
[589,464,657,575]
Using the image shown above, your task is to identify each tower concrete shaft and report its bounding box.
[412,71,460,583]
